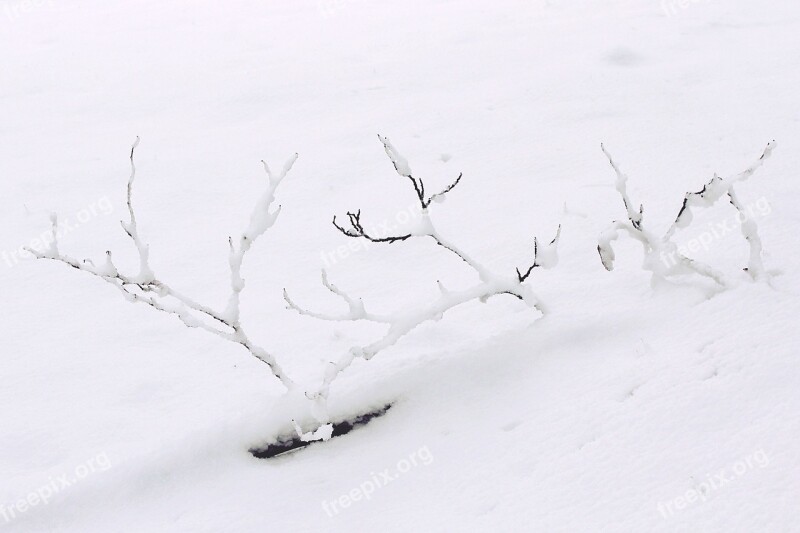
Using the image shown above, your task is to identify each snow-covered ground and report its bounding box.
[1,0,798,531]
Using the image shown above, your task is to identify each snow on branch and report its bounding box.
[378,134,463,209]
[516,226,562,282]
[285,135,561,422]
[597,141,775,286]
[26,138,299,391]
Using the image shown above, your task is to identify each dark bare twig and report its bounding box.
[331,136,465,239]
[426,172,463,207]
[516,225,562,282]
[516,239,539,283]
[332,210,412,243]
[377,134,463,209]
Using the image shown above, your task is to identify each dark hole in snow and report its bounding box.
[249,404,392,459]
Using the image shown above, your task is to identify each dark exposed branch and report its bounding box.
[425,172,463,207]
[410,175,425,207]
[333,136,466,246]
[432,237,477,269]
[516,237,539,282]
[626,200,644,230]
[377,134,463,209]
[673,174,723,226]
[332,210,412,243]
[516,225,561,282]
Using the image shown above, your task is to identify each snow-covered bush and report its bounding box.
[28,136,561,446]
[26,138,300,392]
[597,142,775,287]
[284,135,561,429]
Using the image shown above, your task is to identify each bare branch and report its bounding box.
[331,210,412,243]
[377,134,463,208]
[426,172,463,206]
[378,134,425,207]
[517,225,562,282]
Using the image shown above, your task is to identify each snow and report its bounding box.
[379,135,414,179]
[1,0,799,531]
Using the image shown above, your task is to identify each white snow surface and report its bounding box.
[1,0,798,531]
